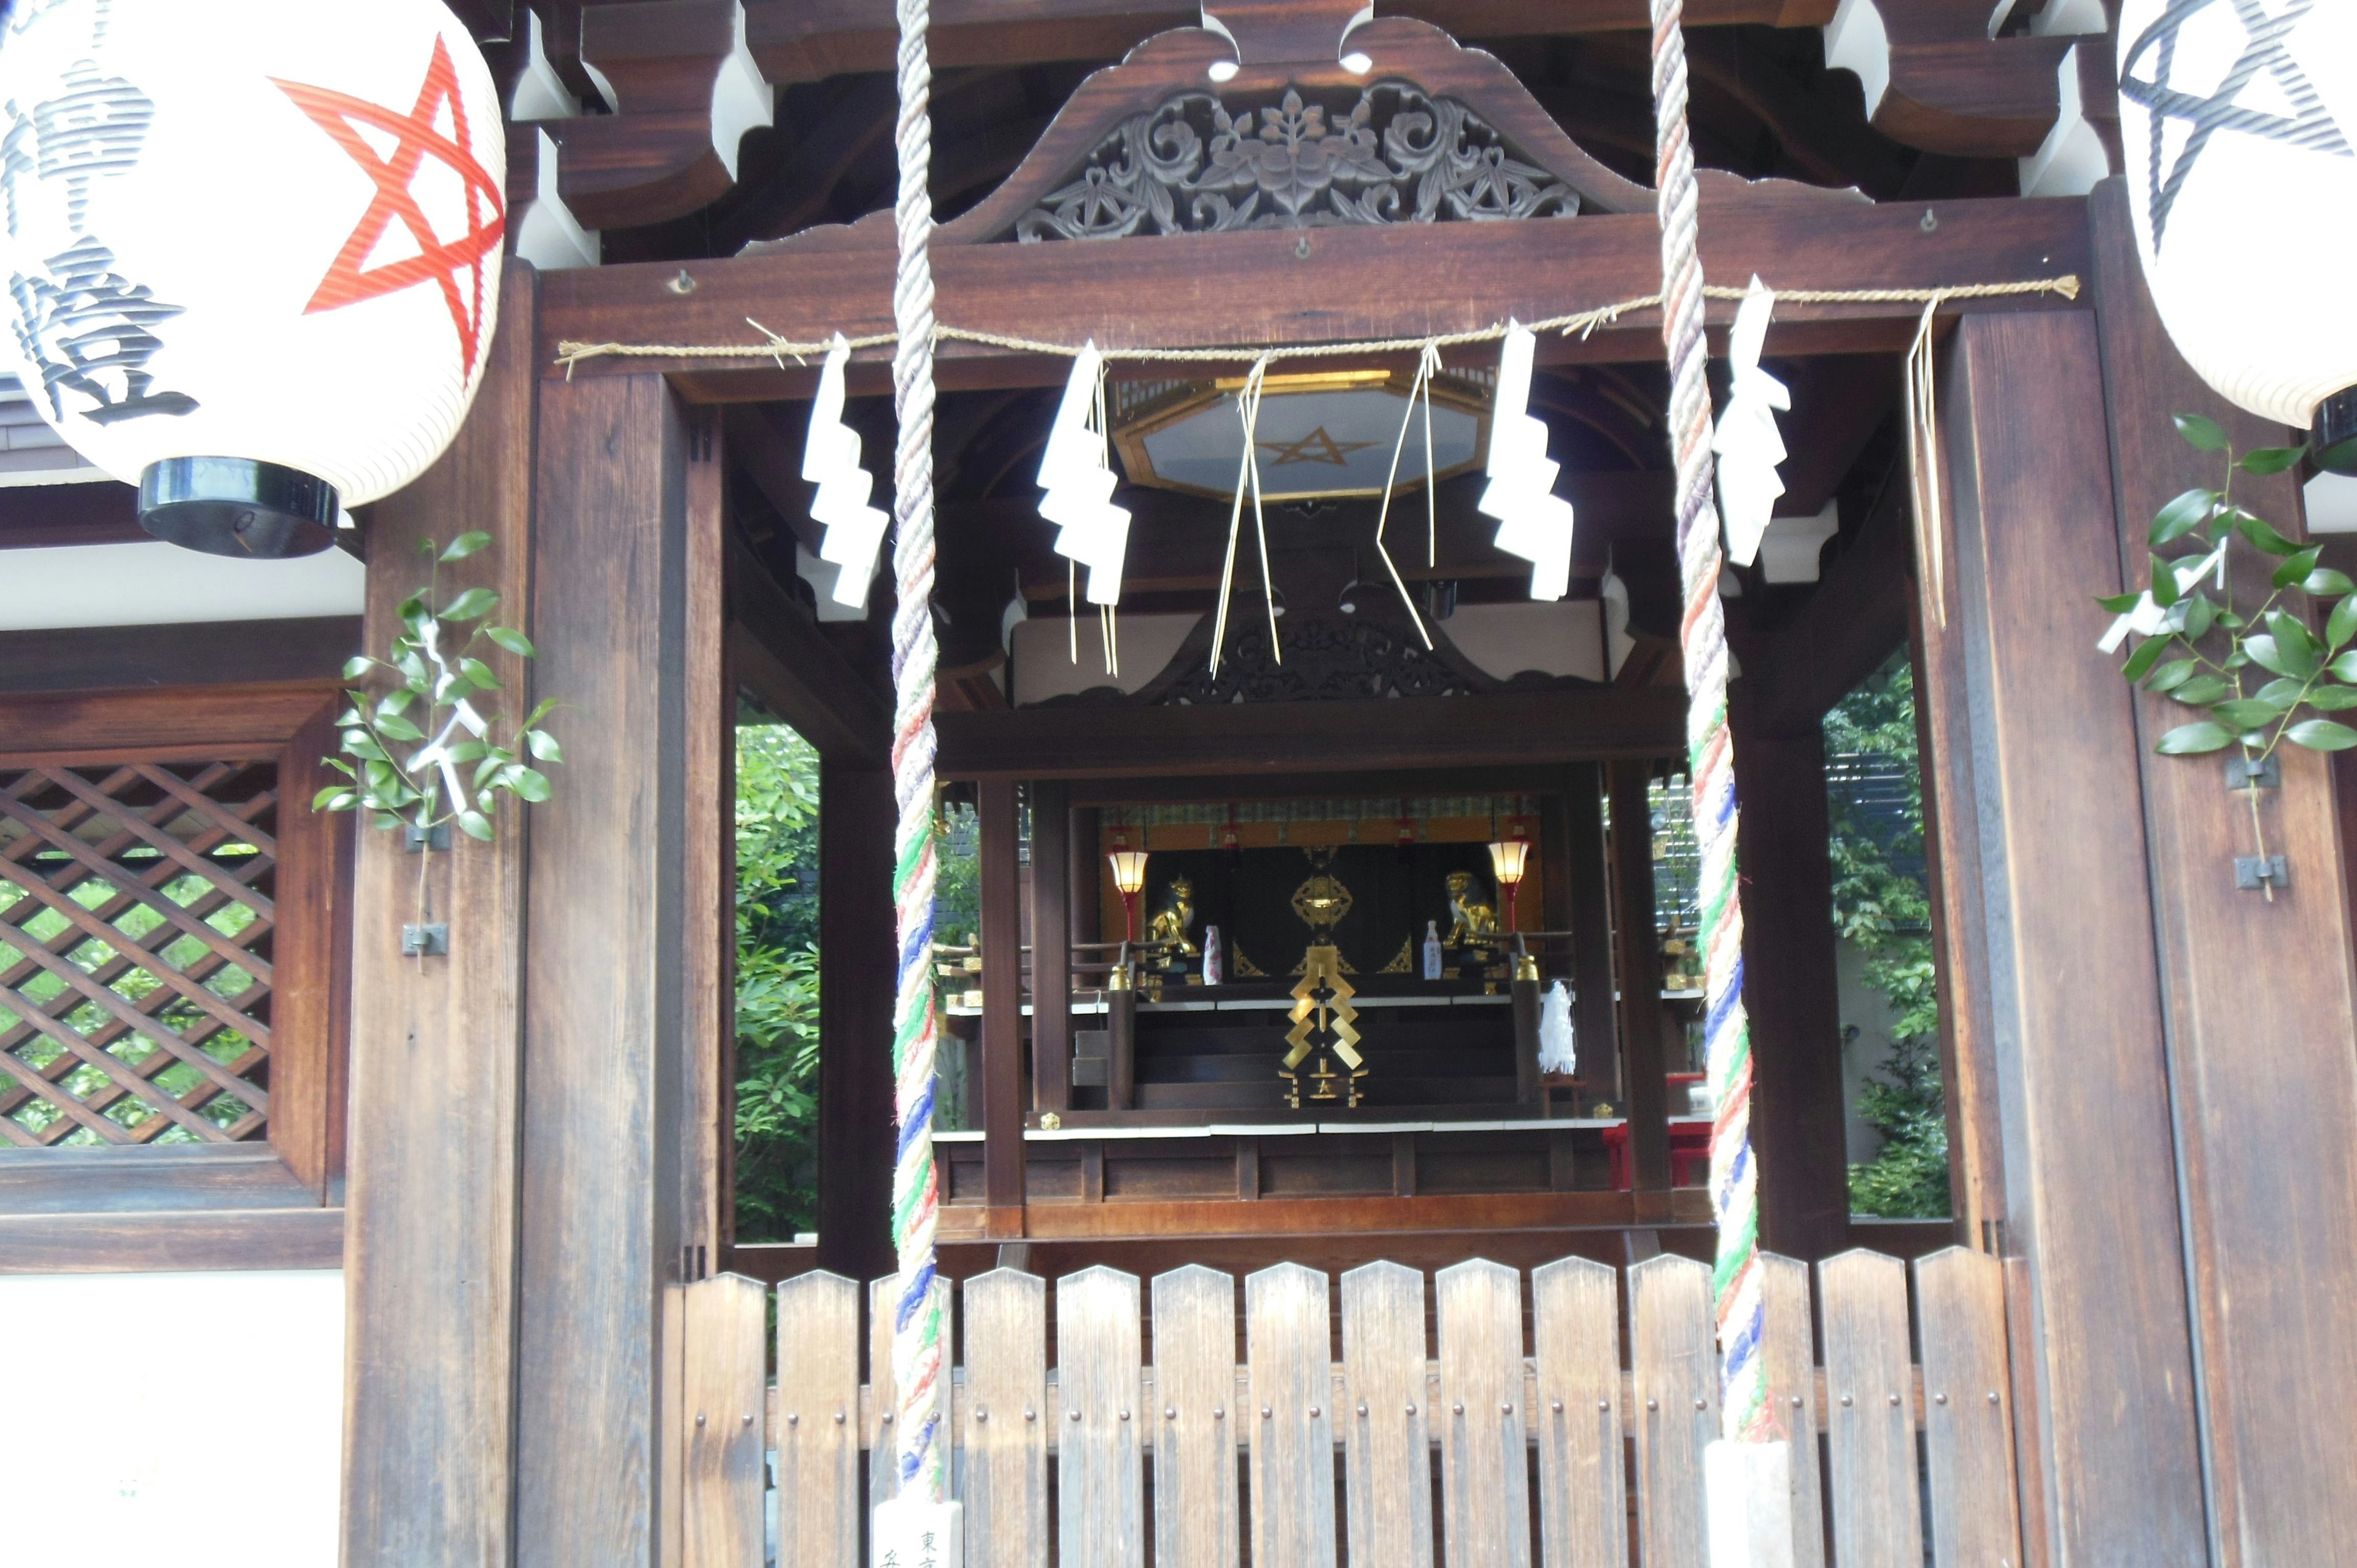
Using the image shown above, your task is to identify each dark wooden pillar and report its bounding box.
[816,761,896,1284]
[1918,298,2206,1562]
[516,369,713,1564]
[1607,759,1670,1201]
[1561,764,1619,1111]
[343,262,536,1567]
[1030,780,1073,1113]
[1726,708,1849,1261]
[2085,177,2357,1562]
[978,778,1026,1232]
[1071,806,1102,946]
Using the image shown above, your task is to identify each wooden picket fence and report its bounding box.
[676,1248,2022,1567]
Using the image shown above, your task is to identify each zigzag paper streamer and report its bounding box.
[1477,323,1576,601]
[1037,341,1132,606]
[1713,277,1790,571]
[802,333,889,611]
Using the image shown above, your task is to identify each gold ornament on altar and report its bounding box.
[1283,941,1365,1109]
[1148,874,1199,960]
[1442,868,1504,987]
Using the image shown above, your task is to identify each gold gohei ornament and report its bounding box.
[1283,941,1365,1108]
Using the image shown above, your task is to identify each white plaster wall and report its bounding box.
[0,538,364,629]
[1835,936,1905,1166]
[0,1269,344,1565]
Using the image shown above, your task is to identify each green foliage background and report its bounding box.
[1822,655,1951,1219]
[733,724,822,1242]
[730,730,986,1241]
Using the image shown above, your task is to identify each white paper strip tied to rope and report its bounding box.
[1478,323,1576,601]
[802,334,889,611]
[0,0,507,558]
[1713,278,1790,571]
[2115,0,2357,431]
[1037,341,1132,605]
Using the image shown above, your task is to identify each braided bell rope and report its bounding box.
[887,0,946,1504]
[1648,0,1765,1445]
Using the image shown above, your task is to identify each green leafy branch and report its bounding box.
[312,531,562,843]
[2100,415,2356,766]
[2099,414,2353,894]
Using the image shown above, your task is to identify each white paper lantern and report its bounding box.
[2115,0,2357,439]
[0,0,505,555]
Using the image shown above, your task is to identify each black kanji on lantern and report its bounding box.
[9,234,199,425]
[0,58,153,236]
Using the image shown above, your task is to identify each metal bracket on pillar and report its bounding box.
[2233,856,2289,893]
[2224,754,2280,791]
[401,922,450,957]
[404,822,452,852]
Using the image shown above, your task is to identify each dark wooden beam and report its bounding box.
[1826,0,2075,157]
[0,616,357,694]
[817,762,898,1282]
[726,533,890,765]
[978,779,1026,1229]
[515,369,694,1564]
[541,197,2092,398]
[1030,779,1074,1113]
[1738,473,1913,732]
[0,479,139,547]
[743,0,1832,84]
[939,686,1687,781]
[1070,805,1103,948]
[1727,714,1849,1260]
[1066,764,1592,806]
[343,262,537,1567]
[0,1206,345,1272]
[1562,762,1618,1113]
[1772,353,1898,519]
[1921,301,2205,1564]
[2084,177,2357,1564]
[1607,760,1671,1202]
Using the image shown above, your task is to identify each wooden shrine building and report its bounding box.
[3,1,2356,1565]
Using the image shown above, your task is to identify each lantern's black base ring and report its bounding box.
[138,457,340,559]
[2315,387,2357,477]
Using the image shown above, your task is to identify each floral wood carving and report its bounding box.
[1012,82,1577,241]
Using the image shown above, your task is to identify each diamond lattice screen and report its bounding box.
[0,762,279,1146]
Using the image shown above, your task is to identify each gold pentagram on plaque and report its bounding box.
[1257,427,1379,468]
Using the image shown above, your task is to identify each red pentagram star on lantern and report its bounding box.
[273,38,506,377]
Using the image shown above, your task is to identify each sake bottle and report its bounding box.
[1422,920,1443,980]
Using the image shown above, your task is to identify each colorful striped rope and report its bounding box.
[888,0,946,1504]
[1646,0,1767,1444]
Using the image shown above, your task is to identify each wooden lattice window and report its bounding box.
[0,684,349,1207]
[0,760,281,1145]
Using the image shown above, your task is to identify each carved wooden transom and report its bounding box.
[1138,614,1496,704]
[1010,81,1577,242]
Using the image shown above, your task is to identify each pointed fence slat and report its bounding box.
[1057,1266,1145,1568]
[1819,1251,1922,1568]
[749,1248,2021,1568]
[1341,1261,1435,1568]
[1247,1262,1340,1568]
[962,1269,1048,1568]
[1530,1256,1625,1568]
[1152,1265,1242,1568]
[1915,1247,2022,1567]
[1436,1259,1531,1568]
[774,1270,861,1568]
[681,1274,769,1568]
[869,1275,955,1507]
[1758,1254,1827,1568]
[1628,1254,1714,1568]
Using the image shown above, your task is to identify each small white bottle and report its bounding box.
[1422,919,1444,980]
[1202,925,1223,986]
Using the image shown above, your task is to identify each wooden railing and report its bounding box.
[676,1248,2021,1566]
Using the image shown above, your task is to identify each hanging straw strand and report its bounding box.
[1647,0,1767,1445]
[886,0,946,1505]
